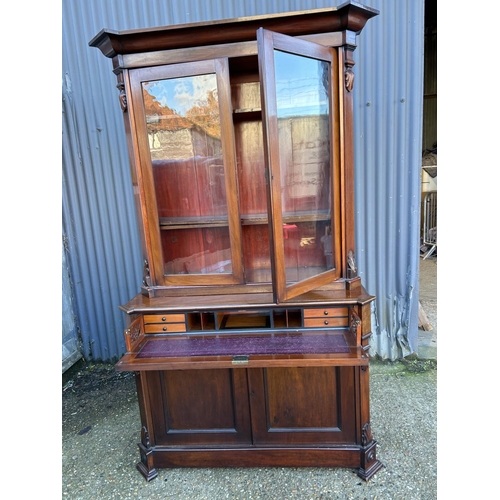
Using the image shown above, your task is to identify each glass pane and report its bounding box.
[274,50,333,283]
[142,74,232,274]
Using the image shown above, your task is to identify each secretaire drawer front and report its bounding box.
[303,307,349,328]
[144,323,187,333]
[304,317,348,328]
[144,314,186,324]
[303,308,348,318]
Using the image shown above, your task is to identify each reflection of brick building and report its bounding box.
[143,90,222,161]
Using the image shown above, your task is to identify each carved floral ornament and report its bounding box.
[127,323,142,344]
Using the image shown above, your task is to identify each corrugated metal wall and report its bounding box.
[62,0,424,362]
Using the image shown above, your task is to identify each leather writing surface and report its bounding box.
[136,333,349,358]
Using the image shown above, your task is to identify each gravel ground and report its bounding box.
[62,359,437,499]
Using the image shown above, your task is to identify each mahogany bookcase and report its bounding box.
[90,1,382,482]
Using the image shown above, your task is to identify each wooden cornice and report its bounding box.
[89,1,379,57]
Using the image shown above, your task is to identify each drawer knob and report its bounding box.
[162,317,166,321]
[324,320,329,325]
[163,326,167,331]
[324,311,329,315]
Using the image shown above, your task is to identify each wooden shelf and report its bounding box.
[159,211,331,230]
[159,216,229,230]
[233,109,262,122]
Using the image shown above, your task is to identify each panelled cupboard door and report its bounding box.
[143,369,252,446]
[128,58,244,287]
[248,366,356,445]
[257,28,342,302]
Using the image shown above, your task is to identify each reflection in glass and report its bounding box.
[142,74,232,275]
[274,50,333,282]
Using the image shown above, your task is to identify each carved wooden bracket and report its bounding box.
[345,66,355,92]
[140,426,151,448]
[143,259,151,287]
[347,249,357,277]
[361,422,374,447]
[344,56,356,91]
[344,47,356,92]
[117,82,127,112]
[350,309,361,337]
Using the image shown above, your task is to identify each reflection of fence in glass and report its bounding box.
[284,116,330,205]
[274,50,329,118]
[273,51,330,210]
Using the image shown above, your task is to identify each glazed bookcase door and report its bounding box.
[257,28,342,302]
[129,59,244,286]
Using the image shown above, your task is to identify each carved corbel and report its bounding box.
[345,64,355,92]
[116,82,127,112]
[343,42,356,92]
[140,426,151,448]
[361,422,374,447]
[347,249,357,278]
[350,309,361,336]
[142,259,152,287]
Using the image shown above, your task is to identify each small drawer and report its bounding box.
[144,314,185,324]
[144,323,187,333]
[304,317,348,328]
[303,307,348,318]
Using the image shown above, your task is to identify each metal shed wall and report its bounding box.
[62,0,424,362]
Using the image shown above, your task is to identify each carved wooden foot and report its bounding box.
[357,440,383,481]
[136,426,158,481]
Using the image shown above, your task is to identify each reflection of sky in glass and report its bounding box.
[143,74,217,116]
[274,50,329,117]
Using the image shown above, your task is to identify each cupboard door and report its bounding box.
[257,29,342,302]
[143,369,252,446]
[129,59,244,287]
[248,366,356,445]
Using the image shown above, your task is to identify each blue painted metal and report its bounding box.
[62,0,424,361]
[62,239,82,372]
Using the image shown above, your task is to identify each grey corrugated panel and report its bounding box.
[353,0,425,358]
[62,0,425,361]
[62,239,83,372]
[63,0,144,361]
